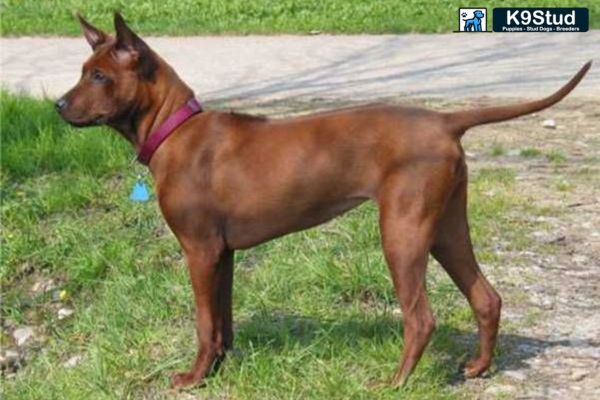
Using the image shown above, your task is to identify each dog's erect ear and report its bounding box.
[113,12,157,81]
[77,14,108,50]
[114,12,143,52]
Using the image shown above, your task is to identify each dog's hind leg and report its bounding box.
[431,178,502,378]
[377,170,452,386]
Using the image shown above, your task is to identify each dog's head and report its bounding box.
[56,13,158,127]
[473,10,484,19]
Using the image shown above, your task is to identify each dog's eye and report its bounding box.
[91,70,107,83]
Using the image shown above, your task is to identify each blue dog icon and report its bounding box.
[463,10,485,31]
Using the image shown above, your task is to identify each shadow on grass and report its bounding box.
[233,312,589,385]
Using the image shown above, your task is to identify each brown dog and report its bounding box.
[57,13,591,389]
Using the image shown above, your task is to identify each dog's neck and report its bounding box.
[109,62,194,152]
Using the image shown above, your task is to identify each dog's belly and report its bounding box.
[212,126,381,248]
[223,196,368,249]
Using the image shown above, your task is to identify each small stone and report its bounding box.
[5,349,19,359]
[13,326,34,346]
[0,349,21,370]
[504,370,527,381]
[309,30,321,35]
[31,278,55,294]
[571,369,589,381]
[175,393,202,400]
[57,307,74,320]
[485,384,517,395]
[62,355,82,368]
[542,119,557,129]
[465,151,477,159]
[2,318,17,330]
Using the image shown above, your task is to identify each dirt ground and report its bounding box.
[459,98,600,399]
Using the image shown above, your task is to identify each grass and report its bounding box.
[490,143,506,157]
[1,0,599,36]
[1,92,535,399]
[545,149,567,164]
[554,178,572,192]
[520,148,542,158]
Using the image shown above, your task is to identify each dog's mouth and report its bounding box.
[62,115,106,128]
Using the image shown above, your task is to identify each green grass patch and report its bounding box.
[520,147,542,158]
[490,143,505,157]
[1,0,599,36]
[1,92,536,399]
[0,91,130,180]
[554,178,572,192]
[490,143,506,157]
[545,149,567,164]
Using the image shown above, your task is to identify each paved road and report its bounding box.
[1,33,598,103]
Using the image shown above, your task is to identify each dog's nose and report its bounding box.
[55,98,68,112]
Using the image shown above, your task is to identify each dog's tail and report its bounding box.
[445,60,592,137]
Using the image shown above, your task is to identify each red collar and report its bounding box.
[137,97,203,165]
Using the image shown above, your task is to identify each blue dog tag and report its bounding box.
[130,178,150,202]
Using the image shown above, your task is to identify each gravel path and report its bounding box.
[1,33,599,102]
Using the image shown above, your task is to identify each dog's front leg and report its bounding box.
[215,249,234,353]
[171,243,227,389]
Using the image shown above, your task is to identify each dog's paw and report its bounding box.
[462,359,491,379]
[170,371,204,389]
